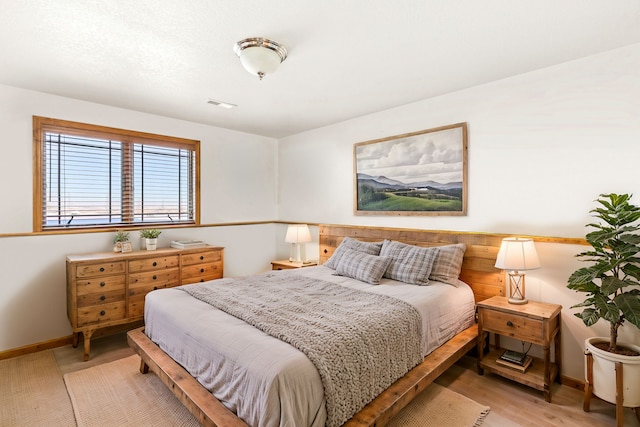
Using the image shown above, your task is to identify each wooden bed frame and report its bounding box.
[127,224,507,427]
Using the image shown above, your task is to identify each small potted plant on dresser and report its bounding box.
[113,230,130,252]
[140,229,161,250]
[567,193,640,421]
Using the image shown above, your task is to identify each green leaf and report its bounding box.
[570,298,595,309]
[623,263,640,281]
[580,308,601,327]
[601,276,628,296]
[615,293,640,329]
[567,269,598,292]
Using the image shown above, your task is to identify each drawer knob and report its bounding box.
[100,282,106,287]
[200,268,205,273]
[100,310,106,316]
[100,267,105,272]
[100,295,106,301]
[152,275,157,280]
[324,249,328,254]
[153,286,158,290]
[506,320,514,327]
[200,279,204,282]
[152,261,157,267]
[200,256,204,260]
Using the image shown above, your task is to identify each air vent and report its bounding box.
[207,99,237,109]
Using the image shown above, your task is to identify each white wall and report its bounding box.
[3,42,640,382]
[278,43,640,381]
[0,84,280,352]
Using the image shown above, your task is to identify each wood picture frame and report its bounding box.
[354,123,467,216]
[121,242,133,253]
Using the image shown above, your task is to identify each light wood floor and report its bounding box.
[52,332,637,427]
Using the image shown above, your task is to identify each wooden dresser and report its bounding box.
[66,245,224,360]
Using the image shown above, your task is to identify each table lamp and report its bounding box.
[285,224,312,262]
[494,237,541,304]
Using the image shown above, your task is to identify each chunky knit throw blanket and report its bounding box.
[180,272,423,427]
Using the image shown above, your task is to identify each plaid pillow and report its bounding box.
[334,248,392,285]
[380,240,438,285]
[429,243,466,286]
[324,237,383,270]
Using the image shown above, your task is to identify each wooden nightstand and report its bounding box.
[271,259,318,270]
[477,296,562,403]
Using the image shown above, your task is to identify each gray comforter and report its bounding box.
[180,271,423,427]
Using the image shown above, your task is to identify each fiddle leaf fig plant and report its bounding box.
[567,193,640,354]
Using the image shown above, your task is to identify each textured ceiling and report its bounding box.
[1,0,639,138]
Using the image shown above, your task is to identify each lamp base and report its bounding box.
[507,271,528,305]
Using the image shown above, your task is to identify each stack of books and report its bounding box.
[170,240,207,249]
[496,350,533,373]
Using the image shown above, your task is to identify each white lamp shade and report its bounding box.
[495,238,541,271]
[239,46,282,77]
[285,224,312,244]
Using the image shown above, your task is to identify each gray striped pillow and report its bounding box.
[429,243,466,286]
[324,237,383,270]
[334,248,392,285]
[380,240,438,285]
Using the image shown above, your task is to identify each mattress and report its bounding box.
[144,265,476,427]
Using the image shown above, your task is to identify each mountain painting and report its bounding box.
[354,123,467,215]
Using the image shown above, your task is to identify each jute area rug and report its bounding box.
[0,350,75,426]
[64,355,490,427]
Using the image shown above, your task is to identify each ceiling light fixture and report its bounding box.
[233,37,287,80]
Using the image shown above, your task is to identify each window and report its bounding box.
[33,117,200,231]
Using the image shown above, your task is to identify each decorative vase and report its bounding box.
[585,337,640,407]
[145,238,157,250]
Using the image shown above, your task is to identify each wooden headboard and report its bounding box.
[318,224,505,302]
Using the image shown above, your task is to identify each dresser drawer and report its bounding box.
[76,261,126,278]
[77,289,125,308]
[182,263,222,281]
[127,283,173,317]
[182,273,222,285]
[76,275,126,295]
[129,269,179,288]
[481,309,544,344]
[129,255,179,273]
[77,302,126,325]
[182,250,222,266]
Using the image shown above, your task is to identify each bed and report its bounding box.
[128,224,506,427]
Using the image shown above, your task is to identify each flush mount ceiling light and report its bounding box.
[233,37,287,80]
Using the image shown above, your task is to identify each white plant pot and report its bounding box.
[145,238,157,250]
[585,337,640,407]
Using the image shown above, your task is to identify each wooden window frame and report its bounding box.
[33,116,201,232]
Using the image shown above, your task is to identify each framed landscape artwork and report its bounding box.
[354,122,468,216]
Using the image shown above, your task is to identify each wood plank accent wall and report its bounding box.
[319,224,511,302]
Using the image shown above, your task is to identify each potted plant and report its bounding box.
[140,229,161,250]
[113,230,130,252]
[567,193,640,409]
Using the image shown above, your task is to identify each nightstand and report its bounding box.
[271,259,318,270]
[477,296,562,403]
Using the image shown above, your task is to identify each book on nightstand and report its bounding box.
[496,351,533,373]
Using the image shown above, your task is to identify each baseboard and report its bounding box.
[0,335,74,360]
[0,321,143,361]
[561,375,585,391]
